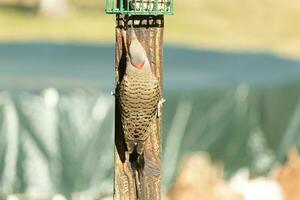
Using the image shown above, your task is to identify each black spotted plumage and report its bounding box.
[118,67,160,153]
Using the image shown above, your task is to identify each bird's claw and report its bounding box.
[157,98,166,118]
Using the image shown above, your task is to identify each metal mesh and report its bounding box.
[105,0,174,15]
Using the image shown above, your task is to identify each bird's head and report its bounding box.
[127,28,149,70]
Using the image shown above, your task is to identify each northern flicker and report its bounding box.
[118,28,161,162]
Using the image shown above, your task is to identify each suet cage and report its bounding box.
[105,0,174,15]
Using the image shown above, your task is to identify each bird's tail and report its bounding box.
[136,153,145,174]
[135,153,144,198]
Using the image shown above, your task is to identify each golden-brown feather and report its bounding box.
[118,69,160,145]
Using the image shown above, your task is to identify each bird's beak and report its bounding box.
[130,28,137,40]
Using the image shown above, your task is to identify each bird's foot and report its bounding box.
[157,98,166,118]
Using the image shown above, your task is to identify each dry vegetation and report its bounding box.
[168,0,300,58]
[167,149,300,200]
[1,150,300,200]
[0,0,300,58]
[276,148,300,200]
[167,153,243,200]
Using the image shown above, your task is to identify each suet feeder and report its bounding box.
[106,0,173,199]
[105,0,174,15]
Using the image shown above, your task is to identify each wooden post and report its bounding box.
[114,15,164,200]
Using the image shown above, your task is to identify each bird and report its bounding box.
[117,28,162,167]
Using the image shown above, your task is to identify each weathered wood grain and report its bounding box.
[114,15,164,200]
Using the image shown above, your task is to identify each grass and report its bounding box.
[0,7,114,42]
[1,0,300,58]
[167,0,300,58]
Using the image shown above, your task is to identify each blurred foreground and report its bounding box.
[168,150,300,200]
[1,149,300,200]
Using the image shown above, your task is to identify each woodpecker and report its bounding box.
[118,28,161,164]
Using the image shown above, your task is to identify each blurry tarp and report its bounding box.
[0,89,114,196]
[0,43,300,195]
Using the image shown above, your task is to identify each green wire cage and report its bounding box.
[105,0,174,15]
